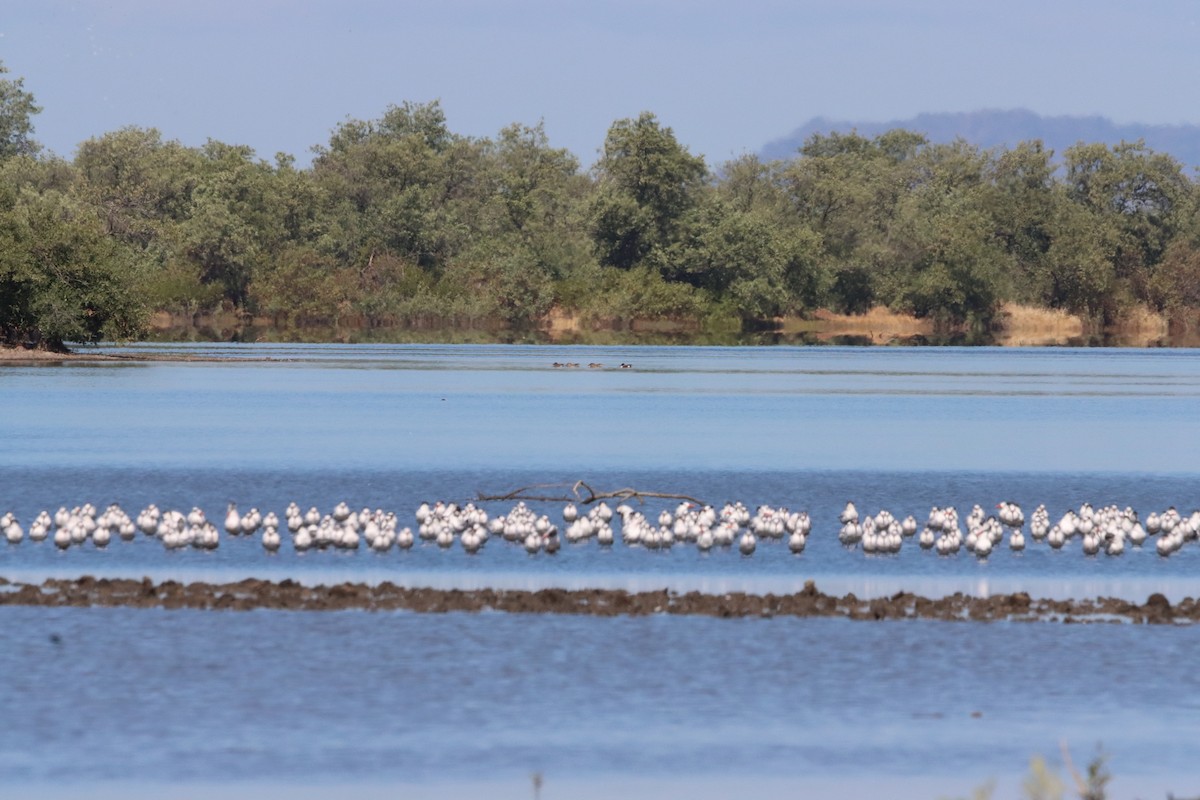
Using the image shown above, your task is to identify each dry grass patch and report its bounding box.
[1113,303,1168,343]
[545,307,581,334]
[993,303,1084,345]
[779,306,933,343]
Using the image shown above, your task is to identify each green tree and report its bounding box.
[249,244,354,324]
[0,160,149,347]
[589,112,707,272]
[448,121,596,326]
[1042,201,1119,317]
[1063,140,1192,318]
[0,60,40,161]
[893,198,1005,325]
[667,197,824,319]
[781,130,929,313]
[863,139,1003,325]
[177,140,285,307]
[713,154,827,311]
[311,100,479,271]
[983,139,1060,303]
[1145,236,1200,315]
[474,121,591,281]
[484,122,585,239]
[74,127,202,244]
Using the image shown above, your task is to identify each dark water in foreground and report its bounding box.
[3,343,1200,793]
[2,608,1196,789]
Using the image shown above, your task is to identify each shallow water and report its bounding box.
[3,343,1200,791]
[2,607,1197,788]
[4,464,1200,602]
[2,343,1200,597]
[12,343,1200,476]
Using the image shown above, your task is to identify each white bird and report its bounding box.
[1030,505,1049,539]
[29,515,50,541]
[928,507,946,531]
[240,508,261,535]
[462,529,482,553]
[294,527,314,552]
[1156,534,1173,557]
[224,503,241,535]
[919,527,935,549]
[788,531,806,553]
[1047,525,1065,549]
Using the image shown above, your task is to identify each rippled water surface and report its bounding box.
[2,608,1197,791]
[3,343,1200,793]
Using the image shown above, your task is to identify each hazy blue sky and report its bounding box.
[3,0,1199,166]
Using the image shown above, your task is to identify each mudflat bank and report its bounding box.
[0,345,105,362]
[0,576,1192,623]
[0,344,289,364]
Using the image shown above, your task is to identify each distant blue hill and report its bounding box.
[760,109,1200,169]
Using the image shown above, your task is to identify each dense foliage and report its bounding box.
[3,59,1200,346]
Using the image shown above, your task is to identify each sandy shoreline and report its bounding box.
[0,575,1191,623]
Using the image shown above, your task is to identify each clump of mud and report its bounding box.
[0,576,1194,624]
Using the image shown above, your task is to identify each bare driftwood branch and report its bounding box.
[476,480,706,507]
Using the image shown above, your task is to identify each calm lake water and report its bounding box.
[2,343,1200,796]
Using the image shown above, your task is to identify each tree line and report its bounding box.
[2,59,1199,347]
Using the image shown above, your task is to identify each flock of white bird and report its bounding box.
[833,500,1180,557]
[0,498,1194,559]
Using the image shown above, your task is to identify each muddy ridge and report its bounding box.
[0,576,1194,623]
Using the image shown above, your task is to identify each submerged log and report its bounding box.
[476,480,706,507]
